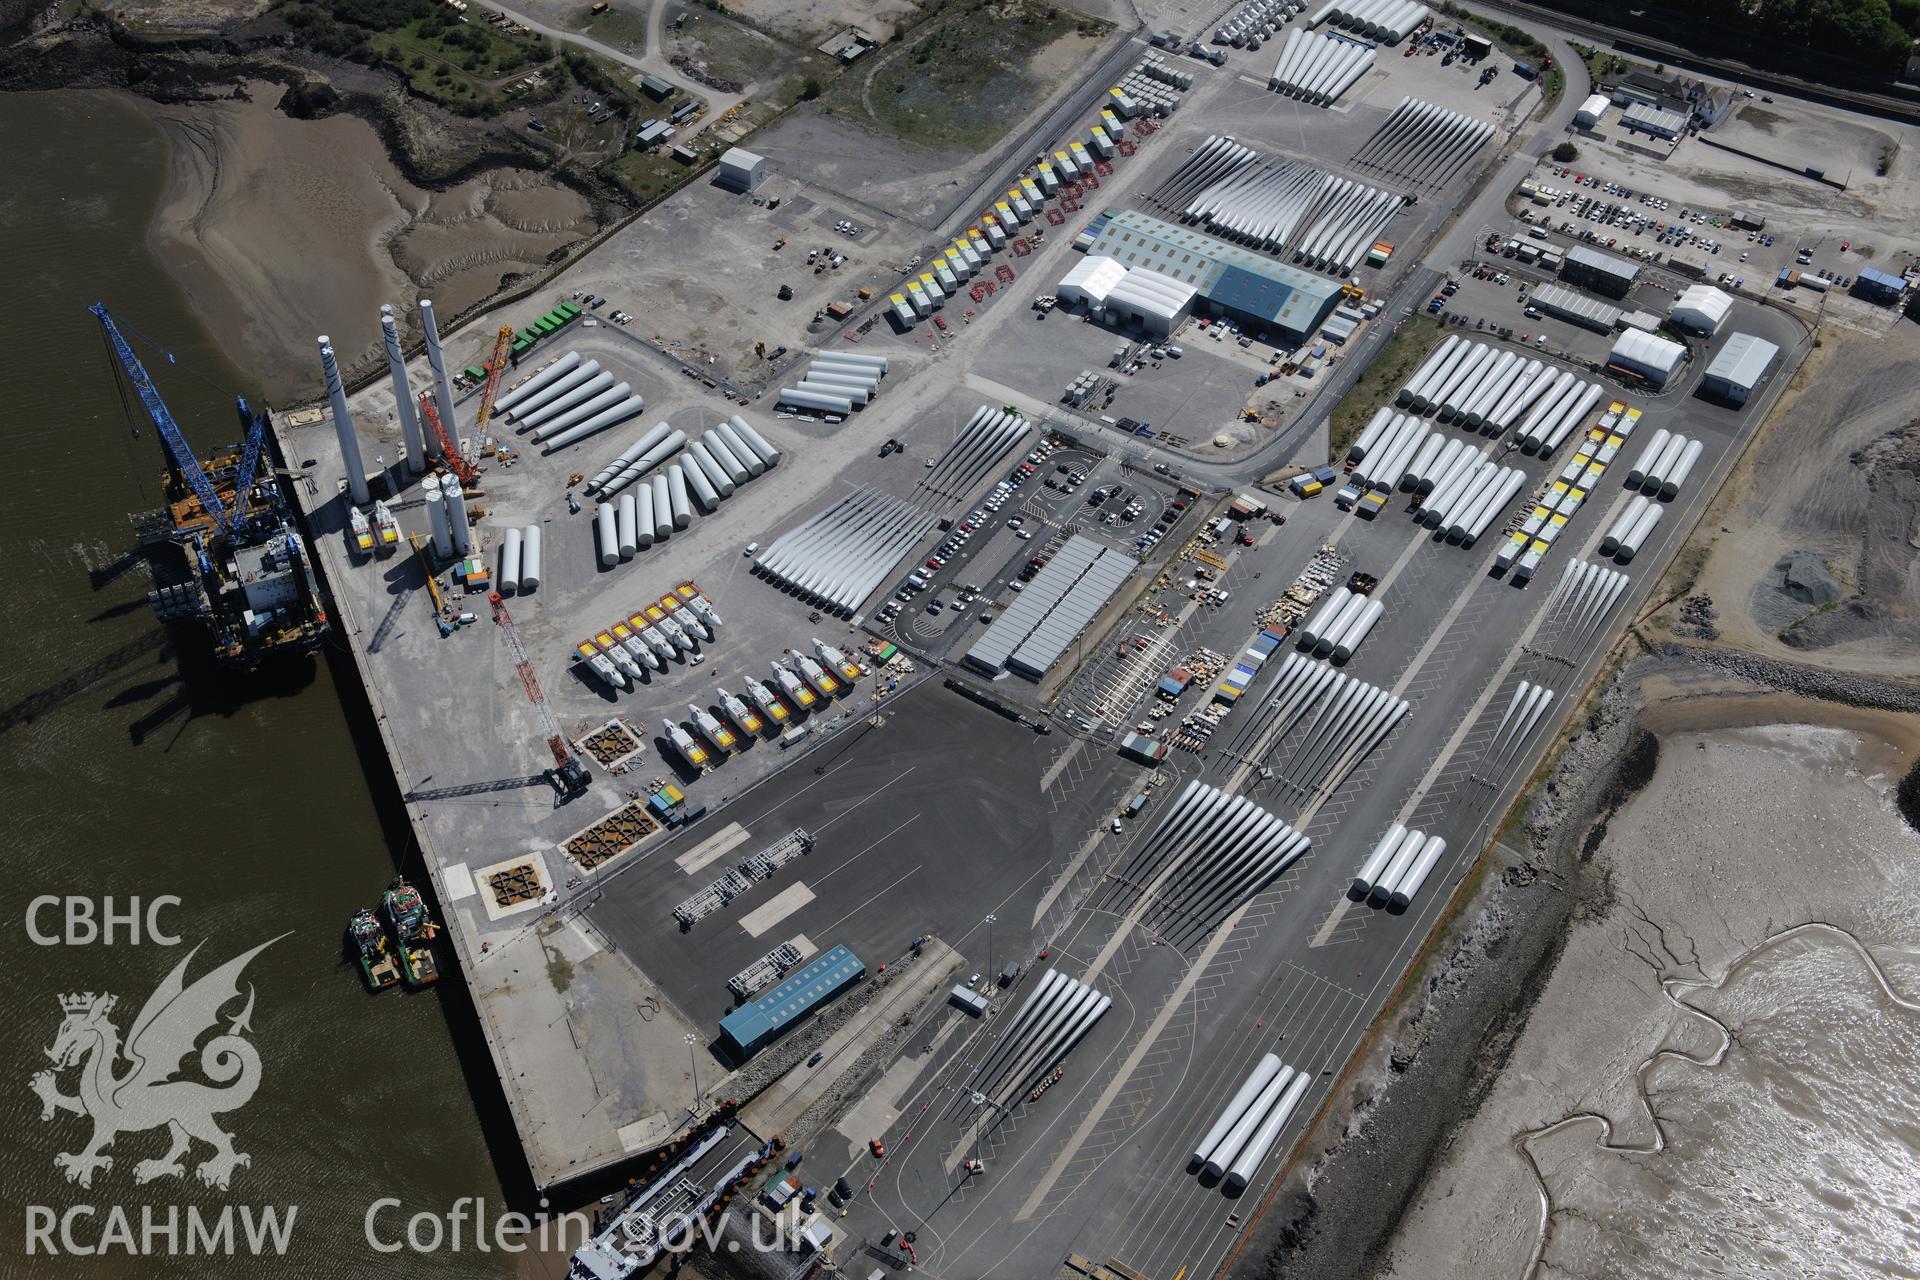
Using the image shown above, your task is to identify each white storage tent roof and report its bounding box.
[1669,284,1733,334]
[1104,264,1198,328]
[1609,329,1687,382]
[1575,93,1610,126]
[1058,254,1130,308]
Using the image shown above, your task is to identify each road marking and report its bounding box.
[1032,826,1111,927]
[1310,898,1354,948]
[1040,737,1087,792]
[676,821,751,874]
[812,863,923,939]
[740,883,815,937]
[815,764,918,833]
[1013,904,1249,1221]
[812,814,920,888]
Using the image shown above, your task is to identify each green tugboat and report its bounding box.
[347,907,401,992]
[382,876,441,988]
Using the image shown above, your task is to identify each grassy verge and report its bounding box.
[1326,319,1449,461]
[830,0,1104,152]
[579,2,652,53]
[604,148,704,205]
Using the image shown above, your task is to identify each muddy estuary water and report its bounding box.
[1383,719,1920,1279]
[0,89,521,1278]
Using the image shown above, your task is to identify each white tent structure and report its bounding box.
[1102,265,1198,337]
[1669,284,1733,335]
[1057,254,1130,310]
[1608,329,1688,387]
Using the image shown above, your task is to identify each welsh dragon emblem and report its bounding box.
[30,936,284,1190]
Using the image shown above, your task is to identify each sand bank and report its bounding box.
[147,84,599,401]
[1378,690,1920,1278]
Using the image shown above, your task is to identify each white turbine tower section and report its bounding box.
[445,485,471,554]
[500,526,523,593]
[508,361,601,423]
[1388,836,1448,908]
[1513,371,1580,447]
[1424,458,1495,529]
[714,420,767,477]
[422,475,452,557]
[1371,829,1429,903]
[687,440,735,497]
[1404,431,1447,492]
[318,336,369,505]
[634,482,655,549]
[797,374,870,406]
[1414,436,1465,495]
[493,352,580,415]
[1225,1069,1313,1192]
[516,371,615,429]
[1452,466,1525,545]
[1422,443,1489,516]
[616,493,638,560]
[601,426,686,497]
[1660,439,1704,499]
[666,463,692,529]
[1600,495,1651,556]
[379,305,426,473]
[1538,382,1607,454]
[588,422,674,493]
[1407,338,1471,413]
[1348,406,1395,461]
[596,502,619,567]
[702,429,752,484]
[1625,429,1671,488]
[1312,591,1369,657]
[1614,500,1663,562]
[540,396,647,452]
[1203,1064,1295,1178]
[649,474,672,542]
[418,299,459,450]
[527,379,626,436]
[1191,1055,1285,1167]
[682,451,722,511]
[520,525,541,591]
[1352,823,1407,896]
[1329,598,1384,661]
[1641,432,1690,492]
[727,416,782,468]
[1296,588,1354,650]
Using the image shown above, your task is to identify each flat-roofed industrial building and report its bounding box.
[1699,332,1779,405]
[1083,210,1344,344]
[719,944,864,1058]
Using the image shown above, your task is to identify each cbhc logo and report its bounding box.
[26,896,182,946]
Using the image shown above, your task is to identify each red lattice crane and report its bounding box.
[418,390,478,489]
[472,325,515,438]
[489,592,591,797]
